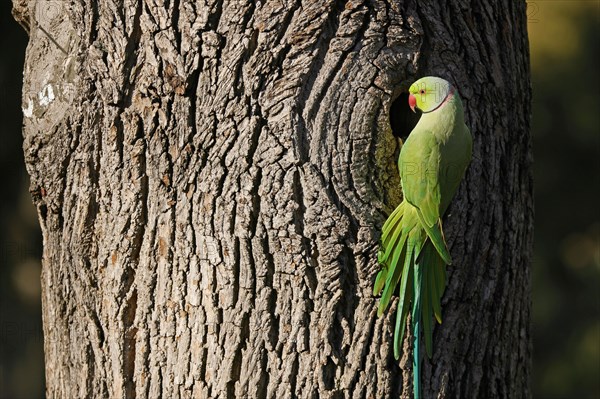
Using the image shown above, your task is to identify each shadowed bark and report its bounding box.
[13,0,532,397]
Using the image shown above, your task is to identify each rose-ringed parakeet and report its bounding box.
[374,76,472,399]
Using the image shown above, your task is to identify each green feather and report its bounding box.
[417,212,452,265]
[377,232,408,316]
[393,240,415,358]
[382,202,405,240]
[379,220,405,265]
[412,262,423,399]
[373,266,387,296]
[373,76,472,399]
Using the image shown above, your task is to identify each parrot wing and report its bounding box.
[399,130,452,264]
[399,128,441,227]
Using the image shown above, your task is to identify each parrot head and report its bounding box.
[408,76,454,113]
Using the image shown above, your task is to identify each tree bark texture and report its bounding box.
[14,0,532,397]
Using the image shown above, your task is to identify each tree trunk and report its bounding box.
[14,0,532,397]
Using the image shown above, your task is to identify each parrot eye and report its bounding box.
[419,89,426,94]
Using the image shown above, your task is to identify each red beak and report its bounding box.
[408,93,417,113]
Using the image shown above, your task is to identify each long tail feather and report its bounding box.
[412,262,423,399]
[422,258,433,358]
[374,204,406,296]
[378,234,407,316]
[393,241,414,358]
[375,200,450,399]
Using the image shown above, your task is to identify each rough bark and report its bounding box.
[14,0,532,398]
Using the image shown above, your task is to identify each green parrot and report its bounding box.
[374,76,472,399]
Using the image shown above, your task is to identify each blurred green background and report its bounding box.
[0,1,598,398]
[528,1,600,398]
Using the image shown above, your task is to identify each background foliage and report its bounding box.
[528,1,599,398]
[1,1,598,398]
